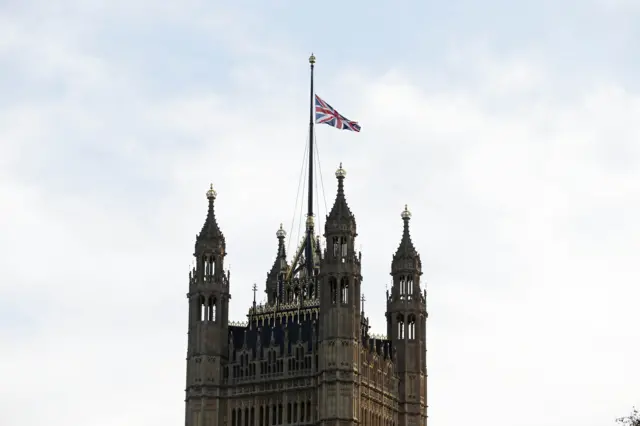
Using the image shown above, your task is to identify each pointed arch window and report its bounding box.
[340,236,348,257]
[408,315,416,340]
[397,314,405,340]
[332,237,339,257]
[399,275,406,298]
[329,277,338,304]
[407,275,414,300]
[208,296,217,322]
[199,295,206,321]
[203,254,216,281]
[340,277,349,304]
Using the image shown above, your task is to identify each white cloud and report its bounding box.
[0,2,639,426]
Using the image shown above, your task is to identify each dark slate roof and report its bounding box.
[228,318,316,358]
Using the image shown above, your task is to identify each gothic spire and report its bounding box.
[326,163,356,231]
[392,205,421,271]
[268,224,288,279]
[195,184,225,253]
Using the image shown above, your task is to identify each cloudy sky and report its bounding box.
[1,0,639,425]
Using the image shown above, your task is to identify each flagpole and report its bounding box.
[306,53,316,277]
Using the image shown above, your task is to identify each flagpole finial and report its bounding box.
[309,53,316,65]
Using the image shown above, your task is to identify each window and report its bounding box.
[204,254,216,278]
[397,315,405,339]
[199,295,206,321]
[408,315,416,340]
[340,277,349,304]
[330,277,338,304]
[208,296,217,322]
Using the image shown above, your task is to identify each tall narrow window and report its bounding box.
[340,277,349,304]
[408,315,416,340]
[330,277,337,304]
[397,315,405,339]
[340,236,347,257]
[204,255,216,280]
[332,237,339,257]
[200,295,207,321]
[207,296,217,321]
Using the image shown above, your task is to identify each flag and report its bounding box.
[315,95,361,132]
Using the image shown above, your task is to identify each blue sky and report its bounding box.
[1,1,639,425]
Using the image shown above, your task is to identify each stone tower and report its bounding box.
[181,172,428,426]
[185,185,230,426]
[386,206,428,426]
[317,164,362,426]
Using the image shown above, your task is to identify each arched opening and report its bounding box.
[203,255,216,280]
[340,277,349,304]
[329,277,338,304]
[340,236,347,257]
[408,315,416,339]
[397,314,405,339]
[332,236,339,257]
[199,295,206,321]
[208,296,217,322]
[399,275,406,298]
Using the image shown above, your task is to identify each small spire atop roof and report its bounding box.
[392,204,420,268]
[268,223,288,280]
[196,183,224,253]
[326,163,355,229]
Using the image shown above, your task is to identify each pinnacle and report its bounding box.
[393,205,419,262]
[196,184,225,249]
[326,163,355,225]
[268,223,288,279]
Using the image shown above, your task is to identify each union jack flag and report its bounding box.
[315,95,361,132]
